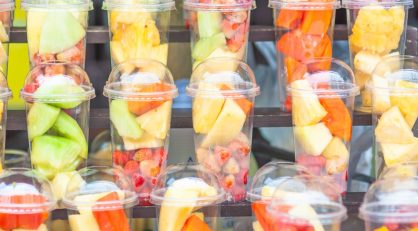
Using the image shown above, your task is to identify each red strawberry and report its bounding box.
[113,150,129,166]
[124,160,139,175]
[132,173,145,190]
[133,148,153,162]
[238,169,248,185]
[214,146,231,166]
[23,83,39,94]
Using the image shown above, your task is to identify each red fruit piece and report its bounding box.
[320,96,352,142]
[132,173,145,191]
[239,169,248,185]
[133,148,153,162]
[153,147,166,166]
[124,160,139,175]
[23,83,39,94]
[252,201,277,231]
[44,64,66,76]
[223,175,235,189]
[214,146,231,166]
[92,192,130,231]
[113,150,129,166]
[228,141,250,156]
[275,9,304,30]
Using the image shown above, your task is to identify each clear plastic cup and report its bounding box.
[62,166,137,231]
[379,162,418,180]
[288,58,359,193]
[0,0,13,75]
[267,176,347,231]
[183,0,255,70]
[104,59,178,205]
[343,0,413,112]
[20,62,95,201]
[186,58,259,202]
[103,0,175,67]
[247,162,313,231]
[270,0,340,112]
[0,71,11,170]
[0,168,55,231]
[150,163,226,231]
[367,55,418,176]
[359,177,418,231]
[21,0,92,68]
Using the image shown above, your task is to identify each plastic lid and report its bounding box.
[21,0,93,10]
[186,58,260,98]
[0,71,12,100]
[102,0,175,11]
[267,176,347,225]
[342,0,413,9]
[21,62,95,103]
[269,0,340,10]
[150,163,226,206]
[62,166,138,211]
[104,59,178,101]
[379,162,418,180]
[183,0,255,11]
[0,0,14,11]
[0,168,55,214]
[359,177,418,223]
[247,162,312,202]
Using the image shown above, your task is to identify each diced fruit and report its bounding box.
[320,96,352,142]
[252,202,275,231]
[122,132,164,151]
[34,84,85,109]
[223,174,235,189]
[380,140,418,166]
[219,84,254,115]
[110,99,143,140]
[325,155,348,174]
[214,146,231,165]
[276,9,303,29]
[110,11,151,32]
[323,137,349,160]
[27,11,47,56]
[181,214,212,231]
[127,83,172,116]
[301,10,333,35]
[110,41,127,65]
[375,106,415,144]
[371,75,391,114]
[223,158,240,175]
[198,12,222,38]
[51,171,83,201]
[201,99,246,148]
[73,191,124,215]
[140,160,160,177]
[284,57,307,84]
[294,123,333,156]
[252,221,264,231]
[288,204,325,231]
[201,153,221,173]
[291,80,328,126]
[92,192,130,231]
[69,214,100,231]
[390,80,418,117]
[136,101,172,140]
[405,113,417,128]
[192,33,227,61]
[27,103,60,140]
[354,51,382,75]
[192,47,245,70]
[0,21,9,43]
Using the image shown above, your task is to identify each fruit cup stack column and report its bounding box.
[270,0,340,112]
[21,0,91,68]
[20,63,95,202]
[183,0,255,70]
[104,60,178,205]
[289,59,359,193]
[343,0,413,112]
[0,0,13,75]
[187,58,259,202]
[0,73,11,170]
[104,0,175,67]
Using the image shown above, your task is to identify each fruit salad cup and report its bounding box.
[103,0,174,67]
[247,162,313,231]
[62,166,137,231]
[267,176,347,231]
[270,0,340,112]
[359,177,418,231]
[104,59,178,205]
[186,58,259,202]
[21,0,91,68]
[0,168,55,231]
[343,0,413,112]
[20,62,95,201]
[367,56,418,176]
[379,162,418,180]
[0,0,13,75]
[183,0,255,70]
[288,58,359,193]
[0,71,11,170]
[150,163,226,231]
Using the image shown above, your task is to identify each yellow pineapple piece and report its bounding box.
[375,106,415,144]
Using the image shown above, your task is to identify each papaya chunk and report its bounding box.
[301,10,333,35]
[276,9,304,29]
[284,57,308,83]
[181,214,212,231]
[320,96,352,142]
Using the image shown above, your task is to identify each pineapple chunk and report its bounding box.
[69,214,100,231]
[122,132,164,150]
[375,106,415,144]
[405,113,417,129]
[294,123,333,156]
[325,155,348,174]
[291,80,328,126]
[390,80,418,117]
[354,51,382,75]
[380,140,418,166]
[252,221,265,231]
[323,137,349,160]
[136,101,172,140]
[371,75,391,114]
[192,47,245,71]
[0,21,8,42]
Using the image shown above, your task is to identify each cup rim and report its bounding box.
[342,0,413,9]
[20,85,96,103]
[102,0,175,11]
[183,0,255,11]
[359,201,418,223]
[269,0,341,10]
[287,81,360,98]
[21,1,93,10]
[186,82,260,99]
[103,83,178,101]
[0,88,12,100]
[150,187,227,206]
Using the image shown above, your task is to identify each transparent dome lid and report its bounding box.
[186,58,260,99]
[359,177,418,223]
[150,163,226,206]
[103,0,175,11]
[62,166,138,211]
[247,162,312,201]
[379,162,418,180]
[21,62,95,104]
[0,70,11,100]
[21,0,93,10]
[104,59,178,101]
[0,168,55,214]
[267,176,347,225]
[183,0,255,11]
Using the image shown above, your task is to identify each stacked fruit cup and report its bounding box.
[367,55,418,176]
[0,71,11,171]
[103,0,175,67]
[270,0,339,112]
[343,0,413,112]
[20,62,95,202]
[0,168,55,231]
[104,59,178,205]
[0,0,13,74]
[62,166,138,231]
[247,162,313,231]
[186,58,259,202]
[359,177,418,231]
[183,0,255,70]
[288,58,359,193]
[21,0,91,68]
[150,163,226,231]
[266,176,347,231]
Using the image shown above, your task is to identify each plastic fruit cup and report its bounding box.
[359,177,418,231]
[150,163,226,231]
[104,59,178,205]
[62,166,137,231]
[20,62,95,201]
[183,0,254,70]
[186,58,259,202]
[0,0,13,75]
[0,71,11,170]
[267,176,347,231]
[366,55,418,177]
[288,58,359,194]
[270,0,340,112]
[21,0,92,68]
[342,0,413,112]
[0,168,55,231]
[103,0,175,67]
[247,162,313,230]
[379,162,418,180]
